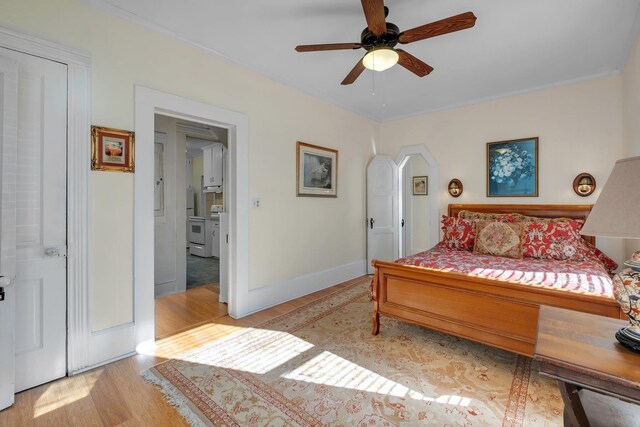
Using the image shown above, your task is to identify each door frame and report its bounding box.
[133,86,249,351]
[0,27,92,374]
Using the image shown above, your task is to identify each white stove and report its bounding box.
[188,216,220,258]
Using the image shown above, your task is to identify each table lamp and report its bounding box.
[581,156,640,353]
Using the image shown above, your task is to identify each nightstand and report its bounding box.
[534,305,640,427]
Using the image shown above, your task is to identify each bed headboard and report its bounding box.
[447,204,595,245]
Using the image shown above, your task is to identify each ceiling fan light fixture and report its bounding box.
[362,47,399,72]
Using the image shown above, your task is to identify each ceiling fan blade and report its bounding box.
[295,43,362,52]
[361,0,387,36]
[399,11,477,44]
[341,58,366,85]
[396,49,433,77]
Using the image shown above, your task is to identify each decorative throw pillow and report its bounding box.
[521,220,590,261]
[441,215,475,251]
[473,220,524,259]
[458,210,522,222]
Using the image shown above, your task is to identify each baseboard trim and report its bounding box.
[69,350,136,376]
[242,259,366,318]
[88,323,135,367]
[155,280,178,298]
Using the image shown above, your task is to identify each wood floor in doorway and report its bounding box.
[0,275,369,426]
[155,284,227,338]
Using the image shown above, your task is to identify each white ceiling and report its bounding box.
[88,0,640,122]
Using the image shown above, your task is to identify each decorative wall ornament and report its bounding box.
[573,173,596,197]
[487,137,538,197]
[91,126,135,172]
[448,179,463,197]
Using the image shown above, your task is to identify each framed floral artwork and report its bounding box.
[487,137,538,197]
[91,126,135,172]
[412,176,428,195]
[296,141,338,197]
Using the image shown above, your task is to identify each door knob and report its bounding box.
[370,218,375,229]
[44,247,61,257]
[0,276,11,302]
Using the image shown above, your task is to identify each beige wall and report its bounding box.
[380,76,626,263]
[623,32,640,157]
[90,173,133,330]
[623,32,640,255]
[0,0,377,330]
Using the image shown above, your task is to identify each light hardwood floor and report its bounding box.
[0,276,369,426]
[155,284,228,339]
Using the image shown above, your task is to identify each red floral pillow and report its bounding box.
[521,220,590,261]
[441,215,475,251]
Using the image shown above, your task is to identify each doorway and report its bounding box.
[184,128,227,291]
[134,86,250,351]
[152,115,228,337]
[400,155,432,257]
[395,144,440,256]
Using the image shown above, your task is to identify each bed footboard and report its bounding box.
[371,260,623,357]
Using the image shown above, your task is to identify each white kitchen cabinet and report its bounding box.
[202,143,225,192]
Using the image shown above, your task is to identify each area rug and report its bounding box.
[144,281,563,426]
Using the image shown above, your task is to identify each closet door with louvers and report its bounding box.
[1,46,68,394]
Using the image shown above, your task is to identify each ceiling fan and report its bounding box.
[295,0,477,85]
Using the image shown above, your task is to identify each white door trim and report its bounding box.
[0,27,92,374]
[395,145,440,249]
[134,87,249,351]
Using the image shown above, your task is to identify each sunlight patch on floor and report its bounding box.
[138,323,246,359]
[177,328,314,375]
[282,350,471,407]
[33,374,98,418]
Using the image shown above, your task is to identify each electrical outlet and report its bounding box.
[252,198,260,208]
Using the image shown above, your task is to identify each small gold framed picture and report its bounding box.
[91,126,135,173]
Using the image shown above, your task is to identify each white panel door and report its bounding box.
[219,212,228,304]
[154,141,165,216]
[366,155,398,274]
[2,47,68,393]
[0,52,18,411]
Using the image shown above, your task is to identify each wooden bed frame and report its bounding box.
[371,204,625,357]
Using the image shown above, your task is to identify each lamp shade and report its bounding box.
[362,48,399,72]
[581,156,640,239]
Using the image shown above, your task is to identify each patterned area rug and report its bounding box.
[144,281,563,426]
